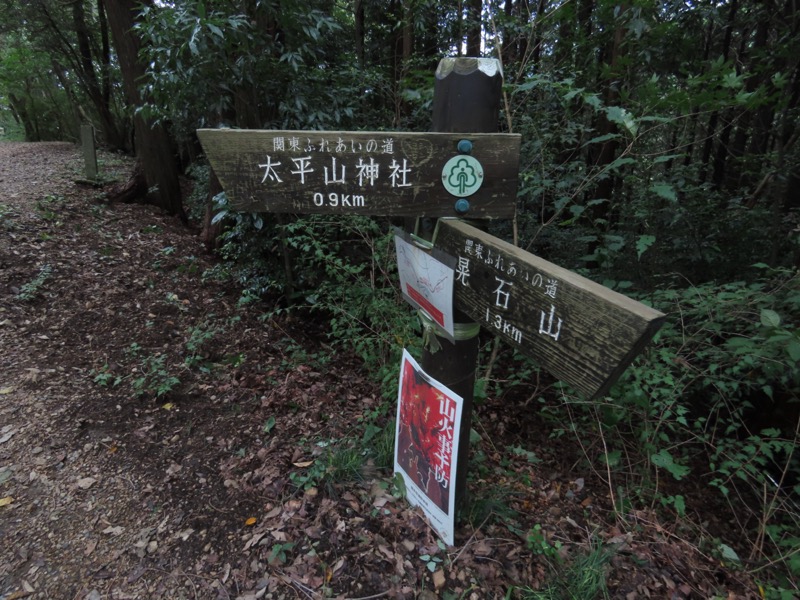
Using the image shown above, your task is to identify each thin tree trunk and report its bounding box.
[354,0,365,68]
[103,0,185,219]
[700,0,738,183]
[466,0,482,56]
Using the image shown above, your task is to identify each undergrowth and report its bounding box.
[534,265,800,596]
[206,191,799,595]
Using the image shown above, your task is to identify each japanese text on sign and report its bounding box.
[455,238,565,345]
[256,136,412,210]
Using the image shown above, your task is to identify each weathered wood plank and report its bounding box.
[434,219,666,398]
[197,129,520,218]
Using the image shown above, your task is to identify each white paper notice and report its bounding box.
[394,233,455,341]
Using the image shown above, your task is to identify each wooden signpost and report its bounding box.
[198,56,666,542]
[434,218,665,399]
[197,129,520,218]
[81,124,98,181]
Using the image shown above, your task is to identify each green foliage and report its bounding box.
[183,320,219,372]
[419,541,447,573]
[538,265,799,588]
[136,1,370,141]
[0,203,17,230]
[0,33,75,141]
[517,542,613,600]
[212,198,419,397]
[289,419,396,494]
[91,364,123,389]
[282,216,418,381]
[16,264,52,301]
[267,541,295,566]
[131,353,181,399]
[526,524,562,559]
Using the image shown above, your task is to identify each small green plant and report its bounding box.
[35,195,63,222]
[131,353,180,398]
[262,416,276,435]
[362,420,395,470]
[324,444,365,484]
[184,321,219,371]
[419,551,443,573]
[289,459,328,491]
[0,203,17,230]
[518,542,613,600]
[92,364,123,388]
[152,246,176,269]
[16,264,52,301]
[267,541,295,566]
[526,524,562,559]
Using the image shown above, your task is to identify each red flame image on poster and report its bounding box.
[395,352,460,516]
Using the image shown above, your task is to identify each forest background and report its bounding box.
[1,0,799,597]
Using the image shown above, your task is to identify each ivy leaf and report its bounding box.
[787,340,800,362]
[760,309,781,328]
[651,182,677,202]
[650,449,690,480]
[718,543,741,563]
[583,133,620,147]
[605,106,638,135]
[263,416,276,434]
[636,235,656,260]
[673,494,686,517]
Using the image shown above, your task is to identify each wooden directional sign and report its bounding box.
[434,219,666,398]
[197,129,520,218]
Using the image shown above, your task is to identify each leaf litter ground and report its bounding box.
[0,142,759,599]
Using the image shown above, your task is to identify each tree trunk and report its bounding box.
[586,3,625,225]
[98,0,113,117]
[354,0,365,68]
[102,0,185,219]
[32,1,126,149]
[466,0,482,56]
[699,0,738,184]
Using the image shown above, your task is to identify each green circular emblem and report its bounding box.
[441,155,484,197]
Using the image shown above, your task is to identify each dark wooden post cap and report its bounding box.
[432,58,503,133]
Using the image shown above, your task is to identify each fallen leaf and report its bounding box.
[161,402,174,410]
[77,477,97,489]
[0,496,14,507]
[0,386,15,394]
[264,506,282,519]
[102,526,124,536]
[292,461,314,468]
[432,569,446,590]
[244,517,257,526]
[0,430,14,444]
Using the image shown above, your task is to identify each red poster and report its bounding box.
[394,350,462,545]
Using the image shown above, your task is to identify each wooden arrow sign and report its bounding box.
[197,129,520,218]
[434,219,666,398]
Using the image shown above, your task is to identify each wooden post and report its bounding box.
[81,124,98,181]
[422,57,504,512]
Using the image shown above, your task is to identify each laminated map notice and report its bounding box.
[394,231,456,342]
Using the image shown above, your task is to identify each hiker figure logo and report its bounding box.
[394,349,462,544]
